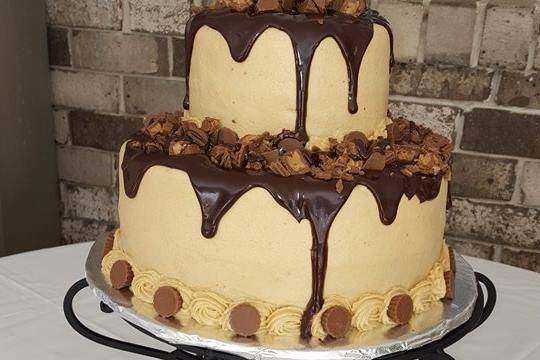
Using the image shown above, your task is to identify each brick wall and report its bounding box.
[46,0,540,272]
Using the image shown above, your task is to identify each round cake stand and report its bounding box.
[64,272,495,360]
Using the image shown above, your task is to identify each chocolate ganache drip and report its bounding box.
[121,146,444,338]
[183,9,393,141]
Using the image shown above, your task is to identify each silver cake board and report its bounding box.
[63,235,496,360]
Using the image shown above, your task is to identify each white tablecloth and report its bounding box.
[0,243,539,359]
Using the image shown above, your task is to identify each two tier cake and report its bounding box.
[102,0,456,342]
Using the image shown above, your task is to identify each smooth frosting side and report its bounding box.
[325,181,447,298]
[187,23,390,149]
[103,233,450,339]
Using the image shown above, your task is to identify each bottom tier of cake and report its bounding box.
[102,230,455,341]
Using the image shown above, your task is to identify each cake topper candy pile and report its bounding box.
[193,0,367,17]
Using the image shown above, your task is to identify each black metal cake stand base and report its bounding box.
[64,272,496,360]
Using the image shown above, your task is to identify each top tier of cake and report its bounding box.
[184,6,392,148]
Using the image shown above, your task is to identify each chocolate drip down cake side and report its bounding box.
[101,0,457,343]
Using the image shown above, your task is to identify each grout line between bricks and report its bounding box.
[66,28,74,69]
[60,179,118,191]
[122,0,130,34]
[58,144,116,155]
[485,69,502,104]
[389,93,540,116]
[470,0,488,68]
[50,65,186,82]
[452,194,540,209]
[526,1,540,73]
[492,245,503,262]
[112,153,119,190]
[510,159,526,205]
[445,235,499,259]
[501,245,540,255]
[416,0,431,64]
[168,36,174,77]
[452,109,465,149]
[119,75,126,113]
[65,24,182,39]
[452,148,540,163]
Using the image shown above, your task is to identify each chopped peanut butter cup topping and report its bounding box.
[229,303,261,337]
[206,0,366,16]
[110,260,134,290]
[322,306,352,338]
[130,112,452,194]
[153,286,183,318]
[387,294,413,325]
[255,0,283,12]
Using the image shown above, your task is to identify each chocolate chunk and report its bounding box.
[311,167,333,180]
[448,246,456,273]
[210,145,234,169]
[297,0,326,14]
[363,152,386,171]
[153,286,183,318]
[417,153,444,175]
[187,127,209,147]
[328,0,344,11]
[395,145,419,163]
[387,294,413,325]
[110,260,134,290]
[168,139,191,156]
[145,141,163,153]
[161,120,177,136]
[343,131,368,145]
[338,0,365,16]
[201,117,221,135]
[217,127,239,145]
[444,271,455,300]
[282,149,310,175]
[385,150,397,165]
[321,306,352,339]
[278,137,303,153]
[145,121,162,137]
[410,130,422,144]
[386,118,410,143]
[268,160,291,177]
[229,303,261,337]
[261,149,279,163]
[182,144,203,155]
[255,0,282,12]
[102,231,115,258]
[246,160,264,171]
[343,131,369,158]
[281,0,296,11]
[224,0,252,11]
[232,144,249,168]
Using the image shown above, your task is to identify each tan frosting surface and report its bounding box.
[187,24,391,148]
[117,140,447,311]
